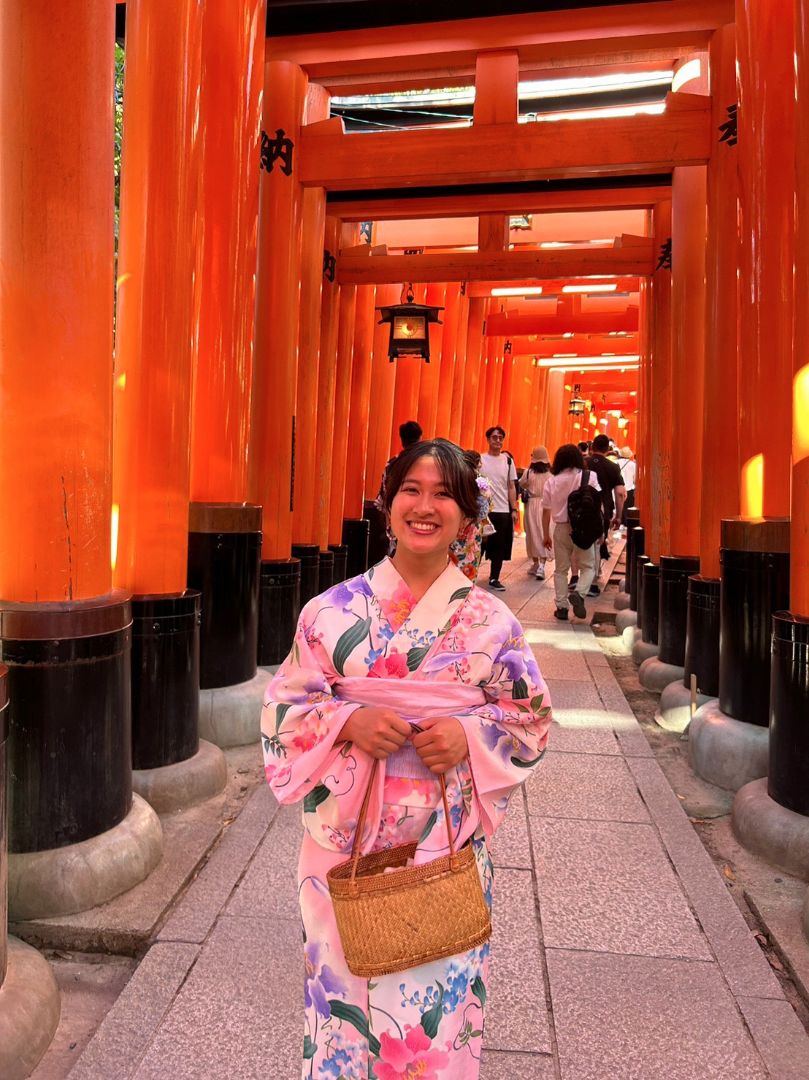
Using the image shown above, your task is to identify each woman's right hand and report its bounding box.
[338,706,411,759]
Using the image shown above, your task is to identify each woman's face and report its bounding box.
[390,456,466,559]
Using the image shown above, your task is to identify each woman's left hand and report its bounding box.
[411,717,469,774]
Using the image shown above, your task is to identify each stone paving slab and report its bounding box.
[526,750,650,823]
[737,996,809,1080]
[133,916,301,1080]
[157,784,279,945]
[488,789,533,869]
[226,804,303,922]
[544,678,605,711]
[481,1049,557,1079]
[627,756,784,1001]
[545,718,619,756]
[545,948,768,1080]
[486,868,552,1055]
[69,942,200,1080]
[533,817,712,961]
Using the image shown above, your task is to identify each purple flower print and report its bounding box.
[304,941,346,1018]
[498,647,527,683]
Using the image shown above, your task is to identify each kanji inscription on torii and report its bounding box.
[260,128,294,175]
[718,104,738,147]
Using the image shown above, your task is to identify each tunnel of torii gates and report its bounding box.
[2,0,809,1067]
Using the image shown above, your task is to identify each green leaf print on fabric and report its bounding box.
[275,702,292,732]
[510,749,547,769]
[471,975,487,1006]
[449,586,472,603]
[530,694,545,713]
[303,784,332,814]
[418,810,438,844]
[406,644,431,671]
[512,676,529,700]
[328,1000,381,1056]
[333,617,373,676]
[420,982,445,1039]
[303,1035,317,1059]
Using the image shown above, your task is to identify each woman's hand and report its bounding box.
[412,716,469,774]
[338,706,411,760]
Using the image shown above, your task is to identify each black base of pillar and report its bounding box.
[684,575,720,697]
[629,533,647,612]
[719,519,790,727]
[768,611,809,816]
[363,499,389,568]
[623,514,641,601]
[318,550,335,592]
[635,554,651,629]
[342,518,369,578]
[658,555,700,666]
[291,543,322,606]
[328,543,348,584]
[187,503,262,690]
[258,559,300,666]
[131,591,201,771]
[641,563,660,645]
[1,666,8,983]
[0,593,132,852]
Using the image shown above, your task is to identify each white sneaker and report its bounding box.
[535,565,545,580]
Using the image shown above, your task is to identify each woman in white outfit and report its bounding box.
[518,446,554,579]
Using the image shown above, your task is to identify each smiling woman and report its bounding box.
[261,438,552,1079]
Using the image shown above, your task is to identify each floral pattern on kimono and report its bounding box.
[262,557,552,1079]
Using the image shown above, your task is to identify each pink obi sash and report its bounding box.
[332,677,486,781]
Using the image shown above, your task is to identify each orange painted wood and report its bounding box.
[300,96,711,191]
[460,298,486,449]
[737,0,794,518]
[487,310,639,336]
[249,62,308,559]
[647,200,673,562]
[635,278,652,525]
[699,24,739,577]
[449,290,470,445]
[492,340,505,431]
[508,357,531,466]
[365,285,399,501]
[499,354,515,443]
[329,187,669,223]
[434,284,460,440]
[390,356,422,456]
[113,0,203,596]
[793,1,809,615]
[474,50,519,125]
[269,2,735,81]
[417,283,447,438]
[0,0,114,601]
[670,163,706,554]
[509,334,640,358]
[337,247,655,285]
[329,227,358,545]
[343,285,376,518]
[315,215,341,550]
[190,0,263,505]
[467,276,641,298]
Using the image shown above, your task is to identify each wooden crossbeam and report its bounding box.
[467,276,640,296]
[508,334,639,356]
[336,243,654,285]
[486,310,639,335]
[327,183,669,222]
[270,2,733,82]
[301,95,709,191]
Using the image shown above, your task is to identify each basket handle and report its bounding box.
[349,728,459,885]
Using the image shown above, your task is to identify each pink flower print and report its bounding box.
[378,581,416,632]
[291,710,329,752]
[375,1026,450,1080]
[368,649,409,679]
[264,761,292,789]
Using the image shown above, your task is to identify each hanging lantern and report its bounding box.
[568,382,586,416]
[376,283,443,363]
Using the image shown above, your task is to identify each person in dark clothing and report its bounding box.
[583,433,626,595]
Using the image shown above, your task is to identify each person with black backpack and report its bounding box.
[540,443,602,621]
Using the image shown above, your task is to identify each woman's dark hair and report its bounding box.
[384,439,479,522]
[551,443,585,475]
[529,461,550,474]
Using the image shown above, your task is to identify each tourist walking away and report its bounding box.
[584,433,627,595]
[449,449,494,583]
[541,443,602,620]
[519,446,553,579]
[479,425,518,591]
[263,438,552,1079]
[618,445,637,527]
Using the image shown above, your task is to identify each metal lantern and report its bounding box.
[568,382,587,416]
[376,284,443,363]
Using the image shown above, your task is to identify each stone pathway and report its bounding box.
[69,544,809,1079]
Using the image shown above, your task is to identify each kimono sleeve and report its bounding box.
[455,625,552,837]
[261,619,363,805]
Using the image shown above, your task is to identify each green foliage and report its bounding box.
[114,44,125,239]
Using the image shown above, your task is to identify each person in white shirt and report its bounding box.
[479,425,519,591]
[618,446,637,529]
[541,443,601,620]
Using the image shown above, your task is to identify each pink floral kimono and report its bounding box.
[262,556,552,1079]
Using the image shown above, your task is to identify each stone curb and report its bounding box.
[639,656,685,694]
[133,739,228,814]
[655,681,713,734]
[688,701,769,793]
[199,668,273,748]
[732,778,809,882]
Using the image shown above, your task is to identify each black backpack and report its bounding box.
[567,470,604,550]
